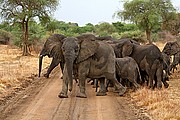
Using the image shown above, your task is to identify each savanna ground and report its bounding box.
[0,42,179,120]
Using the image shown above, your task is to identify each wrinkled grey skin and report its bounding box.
[59,34,126,98]
[115,57,142,89]
[162,41,180,72]
[162,52,171,85]
[113,39,164,89]
[39,34,65,78]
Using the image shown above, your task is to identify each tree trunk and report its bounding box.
[146,29,152,44]
[22,19,30,56]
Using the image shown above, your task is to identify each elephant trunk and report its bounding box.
[65,56,74,92]
[39,55,43,77]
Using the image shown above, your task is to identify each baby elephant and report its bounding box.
[115,57,142,89]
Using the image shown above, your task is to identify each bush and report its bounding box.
[119,30,146,43]
[0,29,14,44]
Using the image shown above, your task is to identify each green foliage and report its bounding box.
[0,0,59,55]
[111,32,121,39]
[165,12,180,35]
[116,0,176,43]
[0,0,59,23]
[119,30,146,43]
[112,22,138,33]
[28,21,46,45]
[78,23,95,33]
[95,22,116,36]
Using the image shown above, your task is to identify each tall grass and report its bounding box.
[0,45,51,97]
[131,86,180,120]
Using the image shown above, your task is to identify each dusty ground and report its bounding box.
[0,67,150,120]
[0,43,179,120]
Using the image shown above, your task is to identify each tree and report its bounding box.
[0,0,59,55]
[46,19,62,33]
[112,22,138,33]
[95,22,116,36]
[116,0,175,43]
[79,23,95,34]
[166,13,180,35]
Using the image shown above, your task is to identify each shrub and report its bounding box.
[0,29,14,45]
[119,30,146,43]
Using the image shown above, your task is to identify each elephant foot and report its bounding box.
[113,89,119,93]
[96,91,107,96]
[157,83,162,89]
[58,92,68,98]
[118,87,127,96]
[43,73,49,78]
[113,86,121,93]
[164,82,169,88]
[76,92,87,98]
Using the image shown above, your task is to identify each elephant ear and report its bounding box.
[122,41,133,57]
[50,42,64,61]
[76,38,99,63]
[47,34,65,61]
[171,41,180,54]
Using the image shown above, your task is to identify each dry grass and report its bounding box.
[0,45,51,98]
[130,42,180,120]
[130,85,180,120]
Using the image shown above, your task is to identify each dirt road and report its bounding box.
[0,68,150,120]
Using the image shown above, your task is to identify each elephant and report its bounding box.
[106,57,141,91]
[115,57,142,88]
[162,52,171,82]
[39,34,65,78]
[162,41,180,72]
[59,34,126,98]
[113,39,164,89]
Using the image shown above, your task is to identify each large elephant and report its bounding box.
[39,34,65,78]
[162,41,180,72]
[59,34,126,98]
[113,39,164,89]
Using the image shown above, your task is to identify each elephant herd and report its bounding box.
[39,33,180,98]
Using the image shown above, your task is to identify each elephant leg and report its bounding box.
[59,65,68,98]
[76,62,90,98]
[44,58,59,78]
[155,76,168,89]
[130,72,140,89]
[149,72,154,89]
[96,78,107,96]
[60,61,64,73]
[106,80,114,92]
[92,79,97,88]
[156,65,163,89]
[94,79,98,92]
[76,76,87,98]
[106,74,126,96]
[149,60,159,89]
[60,61,64,79]
[131,79,140,89]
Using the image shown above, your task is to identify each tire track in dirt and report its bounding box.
[1,68,150,120]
